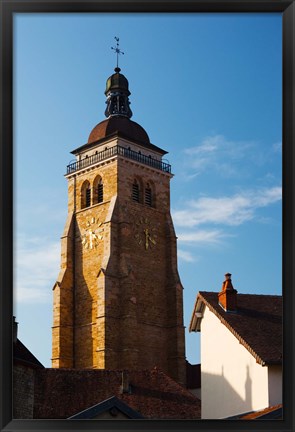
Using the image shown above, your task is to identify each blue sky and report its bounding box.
[14,13,282,367]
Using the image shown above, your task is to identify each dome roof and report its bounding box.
[88,116,150,145]
[105,67,130,95]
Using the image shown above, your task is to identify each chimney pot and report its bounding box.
[218,273,238,312]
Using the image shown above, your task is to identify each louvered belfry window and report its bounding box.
[97,182,103,203]
[132,180,140,202]
[81,181,91,209]
[145,185,152,206]
[85,188,91,207]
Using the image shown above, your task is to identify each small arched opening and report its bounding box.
[81,180,91,209]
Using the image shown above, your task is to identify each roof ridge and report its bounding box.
[199,290,282,298]
[148,367,200,400]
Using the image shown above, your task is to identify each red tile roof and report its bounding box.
[191,291,282,366]
[240,404,283,419]
[33,367,201,419]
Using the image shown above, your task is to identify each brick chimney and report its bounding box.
[218,273,238,312]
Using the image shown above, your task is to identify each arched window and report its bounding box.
[93,176,103,205]
[132,180,140,203]
[81,180,91,209]
[145,183,152,206]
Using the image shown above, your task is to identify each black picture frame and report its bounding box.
[1,1,294,431]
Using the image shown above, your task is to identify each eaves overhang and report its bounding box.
[70,131,168,156]
[189,295,205,332]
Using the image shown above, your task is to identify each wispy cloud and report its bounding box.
[185,137,220,156]
[182,134,282,181]
[173,186,282,228]
[14,235,60,304]
[183,134,255,177]
[177,229,229,244]
[177,249,198,262]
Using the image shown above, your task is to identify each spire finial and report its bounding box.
[111,36,124,71]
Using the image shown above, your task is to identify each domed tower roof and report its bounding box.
[88,116,150,145]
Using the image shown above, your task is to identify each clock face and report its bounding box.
[134,217,157,250]
[81,217,104,250]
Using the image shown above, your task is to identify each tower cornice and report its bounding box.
[71,130,167,157]
[65,146,172,179]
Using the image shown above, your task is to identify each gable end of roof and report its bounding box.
[68,396,144,419]
[190,291,282,366]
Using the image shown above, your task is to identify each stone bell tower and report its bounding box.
[52,59,186,385]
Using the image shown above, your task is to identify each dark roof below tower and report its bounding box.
[68,396,144,419]
[190,291,282,366]
[33,367,201,419]
[14,338,44,369]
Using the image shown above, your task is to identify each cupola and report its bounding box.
[85,38,155,147]
[218,273,238,312]
[105,67,130,96]
[87,65,151,145]
[104,67,132,119]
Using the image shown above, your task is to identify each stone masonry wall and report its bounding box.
[52,212,74,368]
[73,160,117,368]
[52,141,186,385]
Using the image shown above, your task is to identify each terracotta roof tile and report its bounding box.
[240,404,283,419]
[196,292,282,365]
[33,367,201,419]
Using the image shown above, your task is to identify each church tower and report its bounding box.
[52,55,186,385]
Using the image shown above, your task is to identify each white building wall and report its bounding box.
[201,306,270,419]
[268,365,282,406]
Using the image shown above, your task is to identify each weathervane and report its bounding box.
[111,36,124,69]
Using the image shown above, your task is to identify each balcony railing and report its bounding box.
[66,145,171,174]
